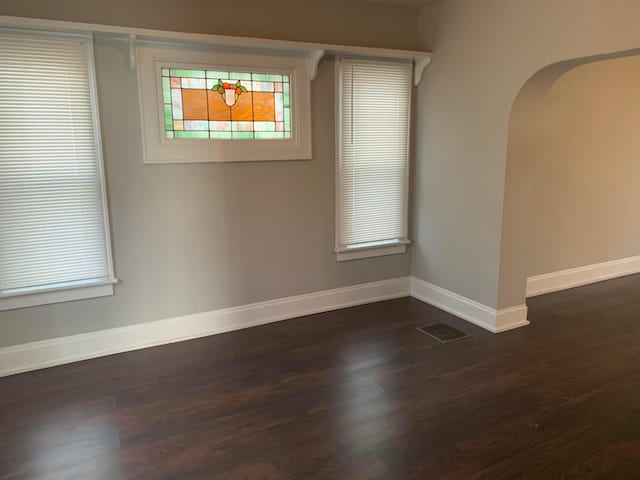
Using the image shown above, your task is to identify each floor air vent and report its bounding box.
[416,323,471,343]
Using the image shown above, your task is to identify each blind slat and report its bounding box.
[0,31,110,292]
[338,59,411,247]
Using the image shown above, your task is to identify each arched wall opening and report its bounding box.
[498,49,640,310]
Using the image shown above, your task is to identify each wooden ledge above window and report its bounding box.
[0,15,433,86]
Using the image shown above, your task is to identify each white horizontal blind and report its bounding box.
[337,58,411,248]
[0,31,112,294]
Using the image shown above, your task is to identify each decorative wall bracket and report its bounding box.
[128,34,136,72]
[413,56,432,87]
[308,49,325,81]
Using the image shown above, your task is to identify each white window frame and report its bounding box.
[137,44,312,163]
[0,30,116,311]
[335,57,412,262]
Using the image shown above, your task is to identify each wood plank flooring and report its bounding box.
[2,275,640,479]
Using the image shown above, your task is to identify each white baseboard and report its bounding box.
[526,255,640,297]
[1,274,536,378]
[410,277,529,334]
[0,276,411,378]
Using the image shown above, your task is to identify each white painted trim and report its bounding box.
[337,244,407,262]
[0,275,539,377]
[307,49,325,81]
[413,56,431,86]
[0,15,432,85]
[0,283,115,312]
[128,33,136,71]
[494,305,531,333]
[86,35,116,284]
[526,255,640,297]
[137,46,312,163]
[0,277,410,377]
[410,277,529,334]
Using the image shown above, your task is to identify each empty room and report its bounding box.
[2,0,640,478]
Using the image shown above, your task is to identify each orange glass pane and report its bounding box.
[173,120,184,131]
[182,89,208,120]
[231,92,253,121]
[253,92,276,121]
[208,91,231,121]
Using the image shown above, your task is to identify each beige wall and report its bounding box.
[413,0,640,311]
[0,0,419,50]
[502,56,640,292]
[0,1,417,347]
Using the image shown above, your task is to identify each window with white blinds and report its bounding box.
[336,58,411,261]
[0,30,115,310]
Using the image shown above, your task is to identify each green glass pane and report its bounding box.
[165,131,174,138]
[230,72,252,80]
[207,70,230,79]
[265,74,283,82]
[251,73,271,81]
[164,105,173,130]
[255,131,285,139]
[253,122,276,132]
[174,131,209,138]
[282,74,290,83]
[161,68,170,77]
[232,131,255,139]
[284,108,291,131]
[169,69,206,78]
[162,78,171,103]
[211,131,232,139]
[283,84,290,107]
[284,131,292,139]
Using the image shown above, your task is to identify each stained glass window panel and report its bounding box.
[161,68,292,139]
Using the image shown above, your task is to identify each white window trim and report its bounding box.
[0,279,117,311]
[0,31,117,310]
[334,57,412,262]
[137,45,312,163]
[336,240,411,262]
[87,34,117,288]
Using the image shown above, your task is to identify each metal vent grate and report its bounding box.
[416,323,471,343]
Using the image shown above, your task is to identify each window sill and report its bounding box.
[0,278,118,312]
[336,240,410,262]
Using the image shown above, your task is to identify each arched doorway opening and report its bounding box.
[498,49,640,311]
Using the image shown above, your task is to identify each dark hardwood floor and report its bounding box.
[3,275,640,479]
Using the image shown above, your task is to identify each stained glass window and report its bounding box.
[161,68,292,139]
